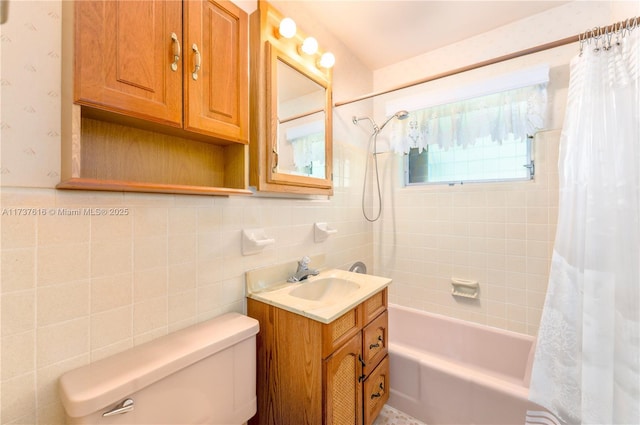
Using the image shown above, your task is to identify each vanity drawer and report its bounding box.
[322,305,363,359]
[363,355,389,425]
[362,311,388,376]
[363,288,387,323]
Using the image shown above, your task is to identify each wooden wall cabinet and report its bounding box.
[249,1,333,196]
[59,0,251,196]
[247,288,389,425]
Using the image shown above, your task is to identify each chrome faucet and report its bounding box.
[287,256,319,282]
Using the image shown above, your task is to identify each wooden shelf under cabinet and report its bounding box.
[57,115,251,196]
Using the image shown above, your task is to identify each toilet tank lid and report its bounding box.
[58,312,259,418]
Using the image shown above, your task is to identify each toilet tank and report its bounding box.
[59,313,259,424]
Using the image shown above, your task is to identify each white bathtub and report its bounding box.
[388,304,536,425]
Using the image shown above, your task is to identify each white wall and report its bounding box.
[369,1,639,334]
[0,1,373,423]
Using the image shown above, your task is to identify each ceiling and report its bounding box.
[277,1,571,70]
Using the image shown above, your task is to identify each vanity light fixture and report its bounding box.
[300,36,319,55]
[318,52,336,69]
[278,17,297,39]
[274,15,335,70]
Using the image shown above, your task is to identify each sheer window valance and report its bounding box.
[291,132,324,169]
[283,119,325,177]
[387,66,549,154]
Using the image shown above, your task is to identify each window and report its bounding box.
[385,66,548,186]
[406,135,534,185]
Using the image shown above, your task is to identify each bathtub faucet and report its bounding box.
[287,256,319,282]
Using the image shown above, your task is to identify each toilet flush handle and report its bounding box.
[102,398,134,417]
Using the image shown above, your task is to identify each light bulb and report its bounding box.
[300,37,319,55]
[318,52,335,69]
[278,17,296,39]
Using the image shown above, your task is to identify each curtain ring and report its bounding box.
[614,21,624,45]
[591,26,602,53]
[604,26,613,50]
[578,31,586,56]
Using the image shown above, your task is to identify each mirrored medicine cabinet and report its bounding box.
[249,0,333,195]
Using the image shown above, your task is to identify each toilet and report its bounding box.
[59,313,259,424]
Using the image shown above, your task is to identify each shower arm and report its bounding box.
[352,110,408,135]
[352,116,379,133]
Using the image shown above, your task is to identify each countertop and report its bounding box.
[246,268,391,324]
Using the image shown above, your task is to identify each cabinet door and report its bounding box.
[184,0,249,142]
[324,334,363,425]
[74,0,183,126]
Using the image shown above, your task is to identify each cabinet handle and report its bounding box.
[170,33,180,72]
[358,354,366,382]
[191,44,201,80]
[358,354,366,368]
[272,148,279,173]
[370,383,384,399]
[369,335,383,350]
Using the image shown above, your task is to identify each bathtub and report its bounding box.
[387,304,536,425]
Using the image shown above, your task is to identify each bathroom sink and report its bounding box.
[246,266,391,324]
[288,277,360,302]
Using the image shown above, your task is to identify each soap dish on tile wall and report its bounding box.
[314,222,337,242]
[242,228,275,256]
[451,278,479,299]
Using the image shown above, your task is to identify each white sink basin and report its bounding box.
[246,267,391,323]
[288,277,360,302]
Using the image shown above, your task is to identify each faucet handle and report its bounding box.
[297,256,313,273]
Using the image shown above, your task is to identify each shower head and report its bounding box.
[378,110,409,132]
[396,110,410,120]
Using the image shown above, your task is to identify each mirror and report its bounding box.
[249,1,334,195]
[276,59,326,178]
[266,42,332,190]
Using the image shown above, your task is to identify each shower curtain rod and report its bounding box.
[334,16,638,108]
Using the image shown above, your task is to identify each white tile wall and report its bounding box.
[372,1,637,335]
[0,1,373,423]
[1,190,375,424]
[375,130,559,335]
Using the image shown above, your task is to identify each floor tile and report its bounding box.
[374,405,427,425]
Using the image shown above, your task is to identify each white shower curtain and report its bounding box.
[527,26,639,425]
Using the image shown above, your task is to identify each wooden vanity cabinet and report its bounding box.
[59,0,250,196]
[247,288,389,425]
[325,332,363,425]
[362,311,388,377]
[363,355,390,425]
[361,291,390,425]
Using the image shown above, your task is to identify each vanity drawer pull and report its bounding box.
[370,383,384,399]
[369,335,383,349]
